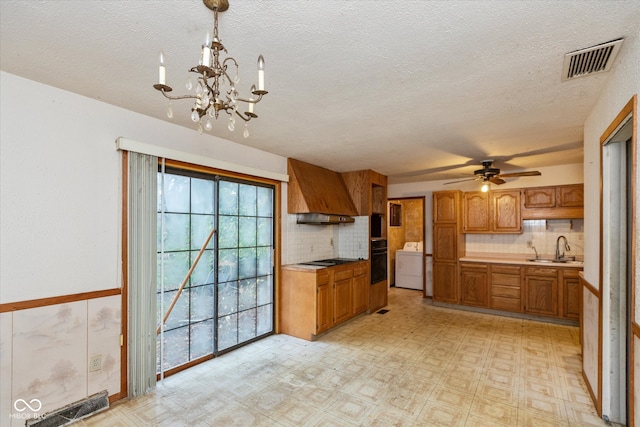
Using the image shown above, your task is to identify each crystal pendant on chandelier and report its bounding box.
[152,0,268,136]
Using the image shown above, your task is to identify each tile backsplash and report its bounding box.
[465,219,584,259]
[283,215,369,264]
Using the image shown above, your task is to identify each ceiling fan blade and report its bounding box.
[489,177,506,185]
[498,171,541,178]
[443,177,478,185]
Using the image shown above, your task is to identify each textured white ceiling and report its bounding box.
[1,1,638,184]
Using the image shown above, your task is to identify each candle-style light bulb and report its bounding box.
[257,55,265,91]
[158,51,166,85]
[248,85,256,114]
[202,32,211,67]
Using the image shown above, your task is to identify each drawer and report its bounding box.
[491,273,520,287]
[460,262,488,271]
[491,265,521,275]
[335,269,354,281]
[492,285,520,298]
[561,269,580,278]
[353,265,368,277]
[317,272,330,285]
[491,296,521,312]
[524,266,558,277]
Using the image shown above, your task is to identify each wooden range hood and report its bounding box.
[287,158,358,216]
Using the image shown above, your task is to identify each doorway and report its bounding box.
[387,197,427,295]
[600,95,636,425]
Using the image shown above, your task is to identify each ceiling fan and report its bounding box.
[444,160,541,186]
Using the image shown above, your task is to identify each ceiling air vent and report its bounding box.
[562,38,623,81]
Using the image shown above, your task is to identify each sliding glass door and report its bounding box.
[157,168,274,375]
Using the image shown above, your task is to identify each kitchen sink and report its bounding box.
[526,258,583,265]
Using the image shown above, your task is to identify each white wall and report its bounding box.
[0,71,286,303]
[582,30,639,422]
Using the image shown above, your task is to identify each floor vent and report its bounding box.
[26,391,109,427]
[562,38,623,81]
[377,309,389,314]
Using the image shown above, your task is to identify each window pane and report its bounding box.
[217,281,238,316]
[239,184,257,216]
[239,279,257,311]
[190,320,213,360]
[257,305,272,336]
[191,215,215,250]
[217,314,238,350]
[160,327,189,371]
[257,218,272,246]
[219,181,238,215]
[238,309,257,342]
[218,216,238,249]
[160,213,189,252]
[239,217,257,247]
[257,187,273,217]
[160,174,190,213]
[238,248,257,279]
[189,250,215,286]
[218,249,238,282]
[257,276,273,306]
[191,284,214,322]
[191,178,214,214]
[158,251,189,291]
[256,247,272,276]
[159,289,190,330]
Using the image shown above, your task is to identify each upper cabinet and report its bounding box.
[463,190,521,233]
[521,184,584,219]
[433,191,459,223]
[341,169,387,216]
[287,158,358,215]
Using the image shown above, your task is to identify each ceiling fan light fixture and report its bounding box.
[481,181,490,193]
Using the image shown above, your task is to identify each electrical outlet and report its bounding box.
[89,354,102,372]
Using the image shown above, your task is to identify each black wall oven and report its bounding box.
[370,239,387,284]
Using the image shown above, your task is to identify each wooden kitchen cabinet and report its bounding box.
[524,266,558,316]
[561,269,581,320]
[521,184,584,219]
[433,191,465,304]
[459,263,488,307]
[463,190,521,233]
[280,261,368,340]
[490,264,522,312]
[463,192,490,232]
[352,265,369,315]
[316,279,333,334]
[433,191,459,223]
[492,190,521,232]
[433,262,458,303]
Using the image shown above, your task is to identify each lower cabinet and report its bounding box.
[524,272,559,316]
[490,264,522,312]
[434,261,581,322]
[280,261,369,340]
[459,263,488,307]
[433,262,458,303]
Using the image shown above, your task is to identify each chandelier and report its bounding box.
[153,0,267,137]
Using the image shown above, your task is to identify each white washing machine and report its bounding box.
[395,242,424,290]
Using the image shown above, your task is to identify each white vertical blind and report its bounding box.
[128,151,158,397]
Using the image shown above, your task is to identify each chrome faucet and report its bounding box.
[555,235,571,260]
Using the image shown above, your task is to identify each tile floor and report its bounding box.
[81,287,607,426]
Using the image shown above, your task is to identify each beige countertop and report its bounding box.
[460,252,584,268]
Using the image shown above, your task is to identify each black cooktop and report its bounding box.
[300,258,359,266]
